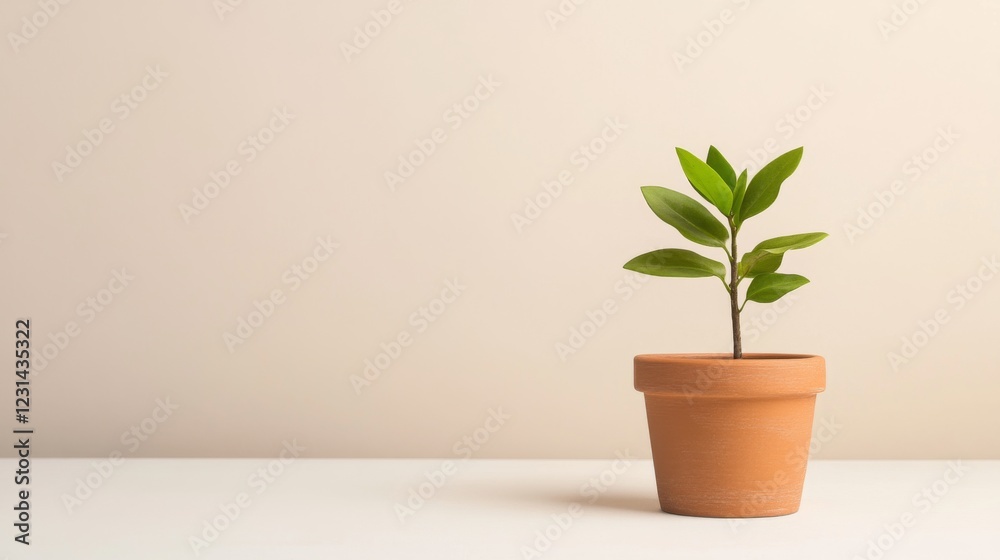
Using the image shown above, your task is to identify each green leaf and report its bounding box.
[640,186,729,248]
[731,170,748,223]
[706,146,737,190]
[624,249,726,280]
[739,147,803,222]
[746,273,810,303]
[754,232,828,254]
[739,251,783,278]
[675,148,733,215]
[738,232,827,278]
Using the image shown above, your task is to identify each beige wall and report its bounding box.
[2,0,998,459]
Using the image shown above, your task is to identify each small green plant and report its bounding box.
[624,146,826,359]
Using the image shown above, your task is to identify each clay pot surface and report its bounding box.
[635,353,826,517]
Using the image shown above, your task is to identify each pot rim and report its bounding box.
[635,352,820,363]
[634,353,825,397]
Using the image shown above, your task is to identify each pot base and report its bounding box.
[659,505,800,518]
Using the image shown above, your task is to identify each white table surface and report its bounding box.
[3,459,998,559]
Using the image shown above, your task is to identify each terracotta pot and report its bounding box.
[634,353,825,518]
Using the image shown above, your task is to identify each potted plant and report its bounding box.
[624,145,827,518]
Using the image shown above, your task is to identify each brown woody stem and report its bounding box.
[729,218,742,359]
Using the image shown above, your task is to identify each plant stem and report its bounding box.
[729,219,742,359]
